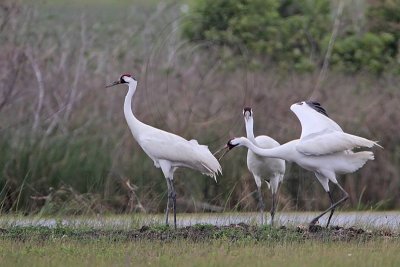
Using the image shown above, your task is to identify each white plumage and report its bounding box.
[106,74,221,229]
[227,101,381,227]
[243,107,285,225]
[139,132,221,181]
[296,130,380,156]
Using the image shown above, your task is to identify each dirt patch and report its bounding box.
[1,224,398,243]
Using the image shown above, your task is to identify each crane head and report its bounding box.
[106,74,137,88]
[227,138,240,149]
[243,107,253,121]
[213,137,240,161]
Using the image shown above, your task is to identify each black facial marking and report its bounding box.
[120,76,128,84]
[305,101,329,117]
[243,107,252,116]
[227,139,239,149]
[120,74,136,84]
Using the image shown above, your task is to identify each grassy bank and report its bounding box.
[0,223,399,267]
[2,240,400,267]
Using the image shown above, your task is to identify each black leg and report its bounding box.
[165,180,171,226]
[310,185,349,226]
[168,178,177,230]
[257,186,265,225]
[271,192,276,227]
[326,191,335,227]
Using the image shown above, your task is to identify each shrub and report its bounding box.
[331,32,396,74]
[182,0,331,71]
[182,0,400,74]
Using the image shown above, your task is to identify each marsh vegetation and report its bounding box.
[0,0,399,216]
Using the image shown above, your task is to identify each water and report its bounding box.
[1,212,399,231]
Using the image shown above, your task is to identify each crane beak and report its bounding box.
[213,144,231,161]
[105,80,121,88]
[217,147,230,160]
[213,145,227,156]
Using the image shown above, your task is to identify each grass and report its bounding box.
[2,240,400,267]
[0,224,399,267]
[0,213,398,266]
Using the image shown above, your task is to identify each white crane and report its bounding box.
[243,107,285,225]
[221,101,381,227]
[106,74,222,229]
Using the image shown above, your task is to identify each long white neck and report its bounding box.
[244,117,256,143]
[124,81,144,139]
[239,137,291,161]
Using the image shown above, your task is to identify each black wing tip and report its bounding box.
[305,101,329,117]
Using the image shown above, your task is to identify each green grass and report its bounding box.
[0,237,399,267]
[0,220,398,266]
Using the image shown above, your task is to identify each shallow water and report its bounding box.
[1,212,399,231]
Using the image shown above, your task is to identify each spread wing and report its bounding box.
[291,101,381,156]
[290,101,343,139]
[296,129,382,156]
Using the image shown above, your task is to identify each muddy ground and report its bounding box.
[1,223,397,243]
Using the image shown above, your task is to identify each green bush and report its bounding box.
[182,0,400,74]
[367,0,400,40]
[331,32,396,74]
[182,0,331,71]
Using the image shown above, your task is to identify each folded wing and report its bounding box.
[139,131,221,180]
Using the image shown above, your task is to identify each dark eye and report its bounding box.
[297,102,303,105]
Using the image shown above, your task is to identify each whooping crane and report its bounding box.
[243,107,285,225]
[221,101,381,227]
[106,74,221,229]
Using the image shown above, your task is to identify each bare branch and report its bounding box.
[64,14,87,122]
[310,0,344,101]
[25,46,45,132]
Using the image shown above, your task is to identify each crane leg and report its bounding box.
[326,192,335,227]
[257,186,265,225]
[168,178,177,230]
[271,183,281,227]
[271,192,276,227]
[310,185,349,227]
[165,179,171,226]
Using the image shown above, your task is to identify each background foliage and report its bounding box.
[183,0,400,73]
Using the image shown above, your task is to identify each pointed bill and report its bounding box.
[105,80,121,88]
[213,144,231,161]
[213,145,227,156]
[217,148,230,161]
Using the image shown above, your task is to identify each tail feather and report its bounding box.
[190,141,222,182]
[201,162,221,182]
[199,149,222,182]
[341,151,375,174]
